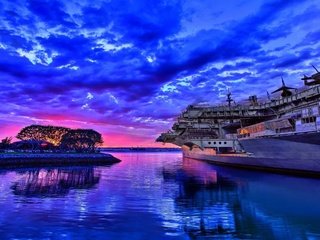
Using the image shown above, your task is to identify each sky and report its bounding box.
[1,0,320,147]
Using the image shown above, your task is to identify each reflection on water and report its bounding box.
[164,159,238,238]
[0,152,320,239]
[167,158,320,239]
[11,167,100,197]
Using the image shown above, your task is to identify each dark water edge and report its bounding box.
[100,147,181,152]
[0,152,120,168]
[0,152,319,239]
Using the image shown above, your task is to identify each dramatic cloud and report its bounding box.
[0,0,320,146]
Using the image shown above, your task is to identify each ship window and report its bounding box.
[208,142,211,145]
[224,142,227,144]
[214,142,216,144]
[219,142,221,144]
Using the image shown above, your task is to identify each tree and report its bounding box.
[17,125,70,146]
[0,137,12,149]
[60,129,103,152]
[16,125,104,152]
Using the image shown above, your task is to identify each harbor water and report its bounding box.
[0,151,320,239]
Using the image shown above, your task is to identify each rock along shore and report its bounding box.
[0,153,121,167]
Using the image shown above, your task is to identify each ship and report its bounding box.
[157,66,320,176]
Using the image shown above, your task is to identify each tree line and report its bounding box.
[1,125,103,152]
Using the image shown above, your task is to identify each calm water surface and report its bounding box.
[0,152,320,239]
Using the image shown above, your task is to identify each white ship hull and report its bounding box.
[182,132,320,176]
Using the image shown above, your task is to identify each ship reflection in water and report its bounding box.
[0,152,320,239]
[162,157,320,239]
[11,167,101,197]
[165,159,238,238]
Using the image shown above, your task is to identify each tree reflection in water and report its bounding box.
[11,167,101,197]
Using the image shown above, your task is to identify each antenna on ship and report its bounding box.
[267,91,271,100]
[226,88,233,107]
[312,64,319,73]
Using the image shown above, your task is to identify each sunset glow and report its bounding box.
[1,0,320,146]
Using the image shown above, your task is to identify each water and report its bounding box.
[0,152,320,239]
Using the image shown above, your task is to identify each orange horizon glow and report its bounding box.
[1,124,177,148]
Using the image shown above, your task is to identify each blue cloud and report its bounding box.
[0,0,320,145]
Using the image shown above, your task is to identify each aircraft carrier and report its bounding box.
[157,66,320,175]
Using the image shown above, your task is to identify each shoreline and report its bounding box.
[101,147,181,152]
[0,153,121,167]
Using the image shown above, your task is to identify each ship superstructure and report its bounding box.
[157,67,320,175]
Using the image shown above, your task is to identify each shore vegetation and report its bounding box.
[1,125,103,153]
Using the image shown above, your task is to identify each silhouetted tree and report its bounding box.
[60,129,103,152]
[16,125,103,152]
[11,139,55,151]
[17,125,70,146]
[0,137,12,149]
